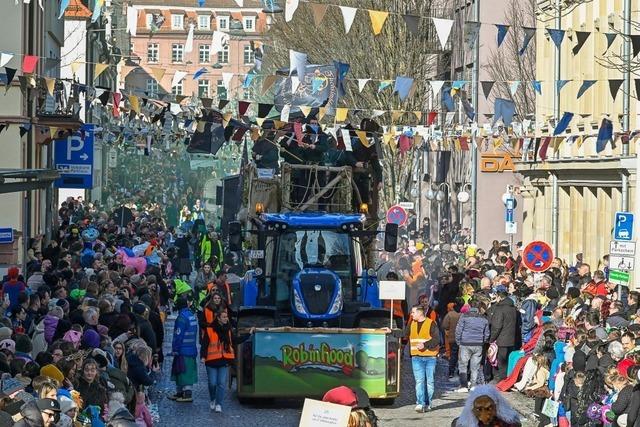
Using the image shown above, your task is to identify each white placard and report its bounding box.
[399,202,414,210]
[247,250,264,259]
[505,221,517,235]
[299,398,351,427]
[610,241,636,257]
[610,255,635,271]
[379,280,406,300]
[257,168,274,179]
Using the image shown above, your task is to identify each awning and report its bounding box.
[0,169,60,194]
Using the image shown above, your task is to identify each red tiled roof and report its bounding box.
[65,0,92,19]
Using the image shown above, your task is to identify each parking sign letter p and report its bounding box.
[66,136,84,161]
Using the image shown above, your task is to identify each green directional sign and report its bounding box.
[609,269,630,285]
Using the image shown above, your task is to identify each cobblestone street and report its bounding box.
[155,316,536,426]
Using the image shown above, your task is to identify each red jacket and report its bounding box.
[582,280,608,297]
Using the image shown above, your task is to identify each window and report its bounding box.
[172,81,183,96]
[217,45,229,64]
[171,14,184,30]
[243,86,254,100]
[147,43,159,63]
[243,16,255,32]
[146,79,159,96]
[146,13,153,29]
[217,79,227,100]
[198,15,210,30]
[243,45,254,64]
[172,44,184,63]
[199,45,210,63]
[216,16,228,30]
[198,80,210,98]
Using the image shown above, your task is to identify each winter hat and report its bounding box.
[91,349,109,369]
[132,303,147,315]
[0,339,15,354]
[63,330,82,348]
[40,364,64,383]
[322,386,370,409]
[618,358,635,379]
[14,334,32,354]
[58,395,78,414]
[460,304,471,314]
[130,274,142,286]
[485,270,498,281]
[96,325,109,337]
[7,266,19,280]
[55,299,69,313]
[0,327,12,342]
[81,329,100,349]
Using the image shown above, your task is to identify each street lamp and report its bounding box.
[425,183,450,240]
[457,183,472,226]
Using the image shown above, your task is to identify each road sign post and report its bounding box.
[54,124,95,189]
[386,205,408,227]
[614,212,634,241]
[522,241,554,272]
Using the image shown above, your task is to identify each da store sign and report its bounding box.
[253,331,387,397]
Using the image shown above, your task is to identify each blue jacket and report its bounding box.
[172,308,198,357]
[455,309,490,346]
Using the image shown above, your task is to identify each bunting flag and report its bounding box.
[238,101,251,116]
[171,71,187,88]
[280,104,290,122]
[22,55,38,74]
[576,80,596,99]
[290,75,300,93]
[0,53,13,68]
[378,80,392,92]
[355,130,370,147]
[493,98,516,126]
[632,35,640,58]
[358,79,370,92]
[481,81,495,99]
[218,100,230,110]
[547,29,565,49]
[289,49,307,78]
[49,127,58,139]
[98,89,110,106]
[340,6,357,34]
[285,0,299,22]
[553,112,574,135]
[572,31,590,55]
[4,68,16,89]
[243,73,256,88]
[556,80,570,93]
[368,10,389,35]
[430,80,444,97]
[318,106,327,121]
[465,22,481,51]
[604,33,617,54]
[496,24,510,47]
[91,0,104,23]
[261,75,277,95]
[258,103,273,118]
[596,118,613,153]
[532,80,542,95]
[45,78,55,96]
[222,72,233,90]
[193,67,207,80]
[310,3,328,28]
[427,111,438,126]
[58,0,70,18]
[211,31,229,55]
[509,81,520,96]
[538,136,552,161]
[70,61,82,75]
[112,92,122,117]
[299,106,311,117]
[129,95,140,114]
[19,124,30,138]
[519,27,536,55]
[94,63,108,81]
[394,76,414,101]
[609,79,623,100]
[150,67,165,82]
[403,15,419,36]
[335,108,348,122]
[432,18,454,49]
[185,24,195,53]
[126,6,137,36]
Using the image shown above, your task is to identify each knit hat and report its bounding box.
[40,364,64,383]
[81,329,100,349]
[58,395,78,414]
[132,303,147,315]
[91,349,109,369]
[63,330,82,348]
[55,298,70,313]
[96,325,109,337]
[14,334,32,354]
[0,339,15,354]
[130,274,142,285]
[0,327,12,342]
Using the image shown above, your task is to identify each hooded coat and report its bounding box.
[14,401,44,427]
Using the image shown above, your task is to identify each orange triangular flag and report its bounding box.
[70,61,82,76]
[310,3,328,27]
[273,120,286,129]
[318,107,327,121]
[335,108,348,122]
[45,78,55,96]
[391,110,403,123]
[368,10,389,35]
[94,63,109,81]
[129,95,140,114]
[299,106,311,118]
[355,130,371,147]
[261,75,277,95]
[413,111,422,122]
[150,67,166,82]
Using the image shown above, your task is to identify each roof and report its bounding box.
[260,213,366,229]
[130,0,263,7]
[64,0,92,19]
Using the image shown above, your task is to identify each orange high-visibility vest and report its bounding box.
[203,309,234,362]
[409,318,439,357]
[206,281,232,306]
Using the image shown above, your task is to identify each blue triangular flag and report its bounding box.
[452,80,466,90]
[496,24,510,47]
[378,80,392,92]
[596,118,613,153]
[394,76,414,101]
[193,67,207,80]
[557,80,570,93]
[553,112,574,135]
[547,28,565,49]
[493,98,516,126]
[532,80,542,95]
[198,0,205,6]
[243,73,256,89]
[334,61,350,97]
[59,0,70,19]
[604,33,617,54]
[519,27,536,56]
[576,80,596,99]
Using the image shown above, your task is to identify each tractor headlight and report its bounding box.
[328,280,343,314]
[293,289,307,314]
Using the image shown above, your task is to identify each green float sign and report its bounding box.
[610,269,630,285]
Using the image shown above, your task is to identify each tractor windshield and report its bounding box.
[274,229,354,308]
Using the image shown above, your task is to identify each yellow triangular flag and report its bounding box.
[273,120,286,129]
[121,66,133,79]
[223,112,233,127]
[94,63,109,81]
[318,107,327,121]
[49,127,58,139]
[261,75,277,95]
[383,132,394,145]
[129,95,140,114]
[413,111,422,122]
[575,135,584,149]
[45,78,55,96]
[552,136,564,150]
[256,117,266,127]
[310,3,328,28]
[391,110,403,123]
[454,138,461,152]
[368,10,389,35]
[414,134,423,147]
[150,67,166,82]
[355,130,370,147]
[335,107,348,122]
[299,106,311,118]
[71,61,82,76]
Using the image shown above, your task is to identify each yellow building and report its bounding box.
[517,0,640,270]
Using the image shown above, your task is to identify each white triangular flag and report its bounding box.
[171,71,187,88]
[233,0,244,6]
[430,80,445,96]
[339,6,357,34]
[285,0,299,22]
[211,31,229,55]
[432,18,454,49]
[126,6,138,37]
[0,53,13,68]
[510,81,520,96]
[185,23,194,53]
[291,76,300,94]
[289,49,307,78]
[371,110,385,118]
[358,79,370,93]
[222,72,234,90]
[280,104,291,122]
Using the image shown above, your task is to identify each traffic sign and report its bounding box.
[386,205,408,226]
[0,228,14,244]
[54,124,94,189]
[505,222,517,235]
[398,202,415,210]
[522,241,554,272]
[614,212,634,241]
[609,269,630,285]
[610,255,634,271]
[610,241,636,257]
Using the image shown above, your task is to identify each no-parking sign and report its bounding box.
[386,205,408,226]
[522,241,554,272]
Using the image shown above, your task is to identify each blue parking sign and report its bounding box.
[53,124,94,189]
[614,212,634,241]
